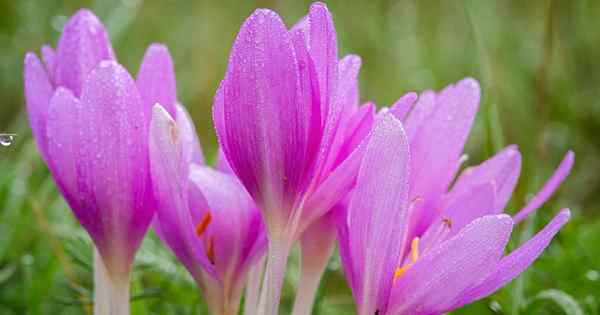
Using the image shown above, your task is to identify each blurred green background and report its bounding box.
[1,0,599,314]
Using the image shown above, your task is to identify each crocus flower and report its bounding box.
[23,9,175,313]
[337,80,573,315]
[149,104,267,315]
[214,3,375,313]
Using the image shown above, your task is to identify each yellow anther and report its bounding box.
[410,237,420,263]
[195,211,212,237]
[394,265,411,280]
[393,237,421,283]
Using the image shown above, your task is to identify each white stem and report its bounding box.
[257,235,291,315]
[291,218,336,315]
[291,259,329,315]
[243,256,265,315]
[93,248,130,315]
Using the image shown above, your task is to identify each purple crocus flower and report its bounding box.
[213,3,374,313]
[23,9,175,312]
[337,80,573,315]
[149,105,267,315]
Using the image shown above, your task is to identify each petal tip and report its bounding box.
[459,77,480,90]
[559,208,571,221]
[146,43,171,56]
[152,103,174,121]
[70,8,101,25]
[24,52,40,66]
[310,2,331,13]
[565,150,575,163]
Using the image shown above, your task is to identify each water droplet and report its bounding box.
[0,134,15,147]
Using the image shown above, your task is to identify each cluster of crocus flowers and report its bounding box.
[24,3,574,315]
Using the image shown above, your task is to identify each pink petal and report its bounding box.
[389,214,513,315]
[149,104,211,281]
[347,113,410,315]
[301,135,366,233]
[76,61,153,273]
[24,53,54,161]
[54,9,115,96]
[216,9,312,220]
[175,104,204,165]
[136,44,177,118]
[306,2,338,126]
[403,90,436,139]
[454,209,570,309]
[302,3,342,185]
[449,145,521,213]
[336,55,362,117]
[389,92,418,122]
[408,78,480,235]
[420,183,496,251]
[46,88,86,230]
[188,165,267,287]
[333,102,375,168]
[513,151,574,224]
[41,45,56,82]
[216,148,234,175]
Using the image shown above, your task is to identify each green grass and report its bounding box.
[1,0,599,314]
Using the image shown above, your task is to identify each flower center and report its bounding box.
[393,237,420,282]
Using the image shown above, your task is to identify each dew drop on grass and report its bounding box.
[0,134,15,147]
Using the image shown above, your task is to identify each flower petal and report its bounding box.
[513,151,574,224]
[41,45,56,82]
[389,214,513,315]
[176,104,204,165]
[408,78,480,235]
[346,113,410,315]
[46,88,85,228]
[136,44,177,118]
[333,102,375,168]
[306,2,338,126]
[421,183,496,251]
[389,92,418,122]
[188,165,267,287]
[76,61,152,273]
[24,53,54,161]
[306,3,342,184]
[149,104,210,280]
[216,148,234,175]
[217,9,311,222]
[454,209,570,309]
[317,55,363,176]
[403,90,436,139]
[337,55,362,117]
[54,9,115,96]
[449,145,521,213]
[300,136,366,234]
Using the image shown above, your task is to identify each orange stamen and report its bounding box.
[410,237,420,263]
[206,236,215,265]
[195,211,212,237]
[393,237,420,283]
